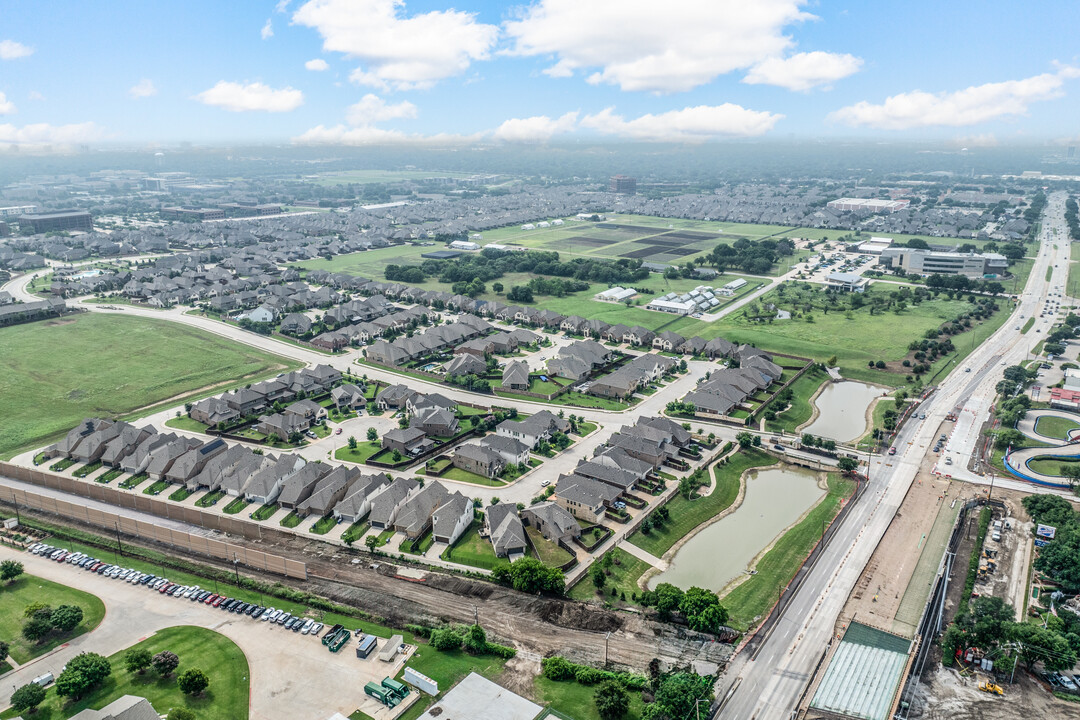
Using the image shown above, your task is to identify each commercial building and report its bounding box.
[218,202,283,217]
[857,237,894,254]
[161,206,226,221]
[609,175,637,194]
[879,248,1008,278]
[826,197,910,213]
[0,204,37,217]
[824,272,869,292]
[16,210,93,233]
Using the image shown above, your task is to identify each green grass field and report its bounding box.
[0,574,106,663]
[764,366,830,434]
[720,473,855,630]
[1025,456,1080,476]
[0,313,298,460]
[1034,414,1080,440]
[533,675,646,720]
[567,546,651,604]
[0,626,249,720]
[629,449,774,558]
[164,416,210,433]
[335,441,384,465]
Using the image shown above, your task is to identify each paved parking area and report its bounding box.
[1,547,415,720]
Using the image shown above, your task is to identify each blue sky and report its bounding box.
[2,0,1079,149]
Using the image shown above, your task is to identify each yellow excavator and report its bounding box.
[979,681,1004,696]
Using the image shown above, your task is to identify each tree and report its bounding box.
[647,672,714,720]
[429,627,464,651]
[57,652,111,699]
[23,602,50,619]
[736,431,754,449]
[178,667,210,696]
[10,683,46,714]
[591,562,607,590]
[366,427,378,442]
[679,586,729,633]
[152,650,180,677]
[348,435,358,449]
[678,475,697,500]
[652,583,684,621]
[22,616,53,643]
[1,559,24,583]
[365,535,380,552]
[125,647,153,674]
[837,457,859,476]
[167,709,197,720]
[464,623,487,654]
[492,282,504,294]
[491,557,565,595]
[392,449,403,463]
[0,640,7,665]
[595,681,630,720]
[51,604,84,632]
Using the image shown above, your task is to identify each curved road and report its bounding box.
[1005,409,1080,487]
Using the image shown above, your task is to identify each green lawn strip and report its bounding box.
[1033,414,1080,440]
[764,366,830,434]
[1021,317,1036,334]
[335,441,384,464]
[0,625,249,720]
[402,530,435,556]
[856,397,897,450]
[440,466,507,486]
[310,515,340,535]
[73,461,103,478]
[567,547,651,605]
[441,521,514,571]
[628,449,773,558]
[168,487,193,502]
[575,422,598,436]
[164,416,211,433]
[251,503,279,521]
[376,529,396,544]
[1046,264,1054,282]
[533,676,646,720]
[720,473,855,631]
[0,574,106,664]
[280,510,302,529]
[195,490,225,508]
[527,527,574,567]
[118,474,148,490]
[143,480,170,496]
[341,521,370,545]
[0,313,298,461]
[1025,457,1080,476]
[96,468,124,484]
[222,497,250,515]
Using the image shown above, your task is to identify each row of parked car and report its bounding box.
[27,542,329,636]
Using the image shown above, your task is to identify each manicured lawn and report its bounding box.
[440,466,507,486]
[164,415,210,433]
[441,521,513,571]
[168,486,193,502]
[118,473,148,490]
[547,392,630,411]
[1034,414,1080,440]
[143,480,170,495]
[195,490,225,508]
[720,473,856,631]
[251,503,279,521]
[527,527,574,567]
[97,468,124,484]
[222,496,250,514]
[0,313,297,460]
[764,366,829,434]
[629,449,773,558]
[534,675,646,720]
[73,461,103,478]
[0,574,106,664]
[310,514,340,535]
[341,521,370,545]
[568,547,651,604]
[403,530,435,555]
[1026,456,1080,476]
[576,421,598,435]
[0,626,249,720]
[280,510,302,528]
[335,441,384,464]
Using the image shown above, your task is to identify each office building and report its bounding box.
[609,175,637,194]
[879,248,1008,278]
[16,210,93,233]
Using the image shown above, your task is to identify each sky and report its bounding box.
[2,0,1080,150]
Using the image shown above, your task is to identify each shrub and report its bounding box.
[167,709,197,720]
[51,604,84,632]
[542,656,576,680]
[429,628,463,651]
[178,667,210,695]
[125,648,153,674]
[575,666,605,684]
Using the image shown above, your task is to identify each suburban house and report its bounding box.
[256,412,309,442]
[100,424,155,468]
[409,406,459,438]
[145,436,203,481]
[45,417,114,460]
[298,466,363,518]
[485,503,528,558]
[376,384,416,410]
[382,427,435,457]
[277,461,333,510]
[284,398,328,424]
[554,475,621,523]
[502,360,530,392]
[331,383,367,412]
[452,444,506,479]
[653,330,686,352]
[495,410,570,449]
[189,397,240,427]
[522,502,582,544]
[479,435,530,467]
[431,492,472,545]
[163,438,228,485]
[444,353,487,376]
[222,387,266,416]
[332,473,392,523]
[605,431,675,469]
[243,455,307,504]
[368,477,422,530]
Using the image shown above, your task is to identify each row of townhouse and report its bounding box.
[681,350,785,417]
[587,353,677,401]
[187,364,342,429]
[364,314,494,366]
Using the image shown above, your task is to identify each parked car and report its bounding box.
[888,447,897,455]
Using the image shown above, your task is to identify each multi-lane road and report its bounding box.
[717,192,1071,719]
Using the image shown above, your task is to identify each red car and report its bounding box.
[205,593,219,605]
[888,447,897,455]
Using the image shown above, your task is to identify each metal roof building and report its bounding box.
[809,622,911,720]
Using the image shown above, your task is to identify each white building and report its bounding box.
[824,272,869,292]
[449,240,481,251]
[520,223,536,230]
[647,298,696,315]
[596,287,637,302]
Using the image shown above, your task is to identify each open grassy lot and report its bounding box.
[0,573,106,663]
[0,313,297,460]
[0,625,249,720]
[720,473,855,631]
[568,546,651,604]
[534,675,646,720]
[334,441,383,464]
[441,520,513,571]
[164,416,210,433]
[440,466,507,486]
[764,365,830,434]
[1034,414,1080,440]
[629,449,773,558]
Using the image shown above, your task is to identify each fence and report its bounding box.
[0,462,306,579]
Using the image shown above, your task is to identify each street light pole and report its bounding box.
[114,522,123,557]
[232,554,241,587]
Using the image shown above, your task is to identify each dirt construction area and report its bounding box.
[970,491,1034,619]
[909,664,1080,719]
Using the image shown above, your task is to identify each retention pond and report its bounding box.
[648,467,825,592]
[803,381,882,443]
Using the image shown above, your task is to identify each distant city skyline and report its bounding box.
[2,0,1080,150]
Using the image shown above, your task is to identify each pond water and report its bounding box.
[803,381,882,443]
[647,467,825,592]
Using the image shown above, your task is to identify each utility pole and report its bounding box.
[987,471,996,504]
[114,522,123,557]
[232,554,241,587]
[604,631,611,667]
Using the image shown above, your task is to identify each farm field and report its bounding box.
[0,313,298,460]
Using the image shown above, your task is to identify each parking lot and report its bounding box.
[3,543,418,720]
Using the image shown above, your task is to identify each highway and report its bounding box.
[716,192,1071,719]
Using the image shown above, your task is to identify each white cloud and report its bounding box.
[505,0,829,93]
[261,19,274,40]
[28,91,44,101]
[0,122,104,149]
[194,81,304,112]
[0,92,16,115]
[345,94,417,126]
[580,105,782,141]
[293,124,480,146]
[305,58,329,71]
[0,40,33,60]
[743,51,862,91]
[829,66,1079,129]
[292,0,498,90]
[275,0,291,12]
[493,111,579,142]
[128,79,157,98]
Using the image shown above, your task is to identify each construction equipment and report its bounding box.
[979,681,1004,696]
